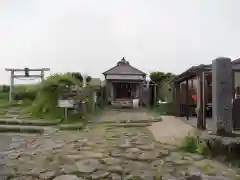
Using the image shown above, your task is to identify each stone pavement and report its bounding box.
[2,109,240,179]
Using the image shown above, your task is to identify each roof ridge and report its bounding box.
[102,58,146,75]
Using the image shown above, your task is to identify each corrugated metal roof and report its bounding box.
[106,75,144,80]
[103,57,146,75]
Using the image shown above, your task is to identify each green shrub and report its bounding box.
[150,102,174,115]
[13,84,40,101]
[182,133,209,155]
[2,85,9,93]
[26,73,83,120]
[0,92,8,100]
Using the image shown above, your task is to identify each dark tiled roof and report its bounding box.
[232,58,240,64]
[102,57,146,75]
[172,57,240,83]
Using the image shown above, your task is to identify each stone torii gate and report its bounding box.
[5,68,50,102]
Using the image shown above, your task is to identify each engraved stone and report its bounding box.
[212,57,233,135]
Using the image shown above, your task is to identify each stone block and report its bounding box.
[212,57,233,135]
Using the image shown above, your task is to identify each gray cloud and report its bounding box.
[0,0,240,84]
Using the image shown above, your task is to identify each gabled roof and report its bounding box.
[102,57,146,76]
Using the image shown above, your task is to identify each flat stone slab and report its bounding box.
[105,123,152,127]
[53,175,82,180]
[57,124,84,131]
[90,117,162,124]
[0,119,60,126]
[75,159,103,173]
[0,125,45,134]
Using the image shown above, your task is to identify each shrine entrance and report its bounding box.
[113,82,137,99]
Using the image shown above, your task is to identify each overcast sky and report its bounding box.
[0,0,240,84]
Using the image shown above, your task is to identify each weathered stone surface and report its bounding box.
[39,170,56,179]
[126,147,140,153]
[101,157,121,165]
[53,175,81,180]
[3,109,240,179]
[137,152,156,161]
[90,171,110,179]
[137,143,155,150]
[75,159,103,173]
[107,165,124,174]
[156,149,169,157]
[185,173,203,180]
[81,151,105,158]
[66,154,84,160]
[109,173,122,180]
[118,140,132,148]
[164,152,183,162]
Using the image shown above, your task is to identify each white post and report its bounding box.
[64,107,68,121]
[9,71,14,102]
[41,70,44,81]
[83,73,87,87]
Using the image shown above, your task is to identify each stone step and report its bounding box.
[104,123,152,128]
[111,100,133,108]
[6,111,21,115]
[6,108,22,113]
[57,124,84,131]
[0,119,60,126]
[0,125,45,134]
[2,114,20,118]
[90,117,162,124]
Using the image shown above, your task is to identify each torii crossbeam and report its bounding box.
[5,68,50,102]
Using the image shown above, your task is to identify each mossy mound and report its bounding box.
[26,73,82,120]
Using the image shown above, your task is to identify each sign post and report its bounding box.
[58,99,74,121]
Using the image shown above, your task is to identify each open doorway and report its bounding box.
[113,83,136,99]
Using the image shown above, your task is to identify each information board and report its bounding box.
[58,99,74,108]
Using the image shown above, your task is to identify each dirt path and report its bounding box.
[95,108,159,123]
[148,116,196,146]
[4,109,239,179]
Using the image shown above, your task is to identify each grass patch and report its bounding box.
[181,133,209,155]
[149,103,173,116]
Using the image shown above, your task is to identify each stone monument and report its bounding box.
[212,57,233,135]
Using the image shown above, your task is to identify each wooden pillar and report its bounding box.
[196,72,205,129]
[41,70,44,81]
[202,72,206,129]
[186,80,189,120]
[153,84,157,106]
[191,79,193,88]
[9,71,14,102]
[174,82,181,116]
[233,71,236,99]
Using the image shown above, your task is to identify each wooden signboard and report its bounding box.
[58,99,74,108]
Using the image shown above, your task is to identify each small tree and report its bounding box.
[150,71,176,101]
[71,72,83,82]
[86,76,92,84]
[150,72,166,84]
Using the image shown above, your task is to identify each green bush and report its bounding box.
[0,92,8,100]
[2,85,9,93]
[13,84,40,101]
[26,73,83,120]
[150,102,173,115]
[182,133,209,155]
